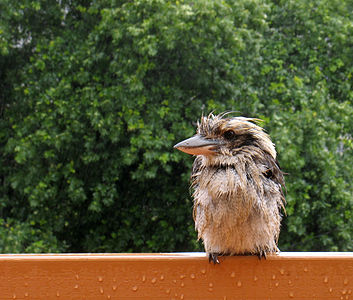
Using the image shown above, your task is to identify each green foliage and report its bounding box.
[1,0,352,253]
[0,219,63,253]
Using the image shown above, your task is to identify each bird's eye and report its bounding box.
[264,169,273,179]
[223,130,236,140]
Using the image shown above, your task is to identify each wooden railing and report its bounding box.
[0,252,352,299]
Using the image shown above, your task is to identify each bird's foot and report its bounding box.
[208,253,220,264]
[257,250,267,260]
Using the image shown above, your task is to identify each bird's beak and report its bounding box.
[174,135,220,156]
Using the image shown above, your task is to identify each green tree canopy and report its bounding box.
[1,0,352,253]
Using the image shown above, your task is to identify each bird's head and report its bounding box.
[174,113,277,164]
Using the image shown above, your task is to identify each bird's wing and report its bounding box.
[262,151,286,210]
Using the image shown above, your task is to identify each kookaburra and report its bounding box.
[174,113,285,263]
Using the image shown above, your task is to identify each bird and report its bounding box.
[174,112,285,264]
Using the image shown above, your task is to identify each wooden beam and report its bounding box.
[0,253,352,299]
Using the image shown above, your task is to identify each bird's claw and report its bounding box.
[257,250,267,260]
[208,253,220,264]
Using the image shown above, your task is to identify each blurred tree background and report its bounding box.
[0,0,352,253]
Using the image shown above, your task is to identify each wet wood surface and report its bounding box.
[0,252,352,299]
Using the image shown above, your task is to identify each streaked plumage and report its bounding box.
[174,113,285,263]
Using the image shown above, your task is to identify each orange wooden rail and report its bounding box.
[0,252,352,299]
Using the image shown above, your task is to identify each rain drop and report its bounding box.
[13,294,16,299]
[343,278,348,285]
[98,276,104,282]
[190,273,196,279]
[100,287,104,294]
[201,269,206,274]
[132,286,138,292]
[180,294,184,300]
[56,292,60,297]
[24,293,29,297]
[165,288,171,294]
[160,275,165,281]
[180,274,186,279]
[329,288,333,293]
[279,268,285,275]
[112,285,117,291]
[75,274,79,280]
[303,267,308,272]
[324,276,329,283]
[230,272,236,278]
[237,281,242,287]
[74,284,79,289]
[253,276,258,281]
[272,275,276,280]
[151,278,157,284]
[289,291,294,298]
[275,282,279,287]
[180,282,185,287]
[142,275,146,282]
[107,295,111,299]
[342,289,347,295]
